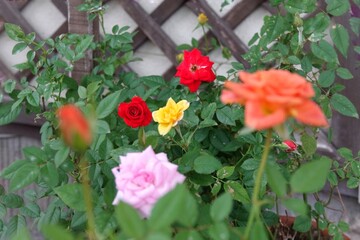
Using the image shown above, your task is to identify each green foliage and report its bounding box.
[0,1,357,238]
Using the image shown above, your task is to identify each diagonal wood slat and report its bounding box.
[119,0,179,65]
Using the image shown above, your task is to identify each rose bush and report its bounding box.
[0,1,359,240]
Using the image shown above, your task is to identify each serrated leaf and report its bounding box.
[216,166,235,179]
[54,146,70,167]
[285,0,316,14]
[0,160,28,179]
[216,107,236,126]
[96,90,124,119]
[293,215,312,232]
[140,75,166,88]
[194,154,222,174]
[290,157,332,193]
[0,101,22,125]
[4,23,25,41]
[330,93,359,118]
[326,0,350,16]
[26,91,40,107]
[224,181,250,204]
[318,70,335,88]
[0,193,24,208]
[330,24,349,57]
[54,184,85,211]
[301,133,317,156]
[9,163,39,192]
[311,40,338,63]
[201,102,217,119]
[350,17,360,36]
[5,215,26,239]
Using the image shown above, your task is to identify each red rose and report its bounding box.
[57,104,92,151]
[118,96,152,128]
[283,140,297,152]
[175,48,216,92]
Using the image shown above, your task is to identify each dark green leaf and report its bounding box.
[0,101,22,125]
[224,181,251,204]
[20,202,40,218]
[290,157,332,193]
[311,40,338,63]
[201,103,217,119]
[266,164,287,197]
[115,202,146,238]
[285,0,316,13]
[5,215,26,239]
[216,166,235,179]
[54,146,70,167]
[347,177,359,188]
[293,215,312,232]
[0,193,24,208]
[301,133,317,156]
[350,17,360,36]
[216,106,236,126]
[26,91,40,107]
[54,184,85,211]
[96,90,125,119]
[330,24,349,57]
[0,160,28,179]
[41,224,75,240]
[9,163,39,192]
[210,193,233,222]
[318,70,335,88]
[140,75,166,88]
[326,0,350,16]
[194,154,222,174]
[330,93,359,118]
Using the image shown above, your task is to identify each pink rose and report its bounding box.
[112,146,185,217]
[283,140,297,152]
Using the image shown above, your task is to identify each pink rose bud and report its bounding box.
[112,146,185,218]
[283,140,297,152]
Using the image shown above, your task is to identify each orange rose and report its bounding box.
[221,69,328,130]
[57,104,92,151]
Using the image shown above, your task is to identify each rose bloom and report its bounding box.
[118,96,152,128]
[221,69,328,130]
[57,104,92,151]
[283,140,297,152]
[175,48,216,92]
[112,146,185,218]
[152,98,190,136]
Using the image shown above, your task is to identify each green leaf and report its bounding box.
[140,75,166,88]
[318,70,335,88]
[330,93,359,118]
[216,166,235,179]
[176,190,198,227]
[0,160,28,179]
[336,67,353,80]
[330,24,349,57]
[115,202,146,238]
[311,40,338,63]
[224,181,251,204]
[285,0,316,13]
[326,0,350,16]
[283,198,309,215]
[78,86,87,99]
[216,106,236,126]
[0,193,24,208]
[346,177,359,188]
[4,23,25,41]
[293,215,312,232]
[208,222,230,240]
[20,202,40,218]
[54,146,70,167]
[210,193,233,222]
[96,90,124,119]
[54,184,85,211]
[41,224,75,240]
[4,79,16,94]
[301,133,317,156]
[350,17,360,36]
[201,102,217,119]
[5,215,26,239]
[75,35,93,54]
[12,42,27,55]
[26,91,40,107]
[265,164,287,197]
[194,154,222,174]
[148,184,187,230]
[0,101,22,125]
[9,163,39,192]
[290,157,332,193]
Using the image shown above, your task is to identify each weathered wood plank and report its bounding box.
[67,0,98,82]
[51,0,67,17]
[0,58,15,81]
[0,0,30,33]
[132,0,186,50]
[119,0,179,65]
[186,0,249,68]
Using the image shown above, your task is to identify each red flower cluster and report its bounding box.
[175,48,216,92]
[57,104,92,151]
[118,96,152,128]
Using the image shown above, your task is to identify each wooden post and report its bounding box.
[67,0,98,82]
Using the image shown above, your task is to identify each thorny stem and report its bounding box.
[79,155,97,240]
[243,129,273,239]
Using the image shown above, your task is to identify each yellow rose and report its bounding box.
[152,98,190,136]
[197,13,208,25]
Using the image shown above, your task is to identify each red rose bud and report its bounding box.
[57,105,92,151]
[175,48,216,92]
[118,96,152,128]
[283,140,297,152]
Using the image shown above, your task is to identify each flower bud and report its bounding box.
[293,13,303,27]
[57,104,92,151]
[176,53,184,63]
[283,140,297,152]
[197,13,208,25]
